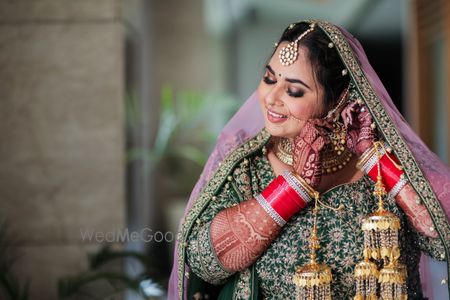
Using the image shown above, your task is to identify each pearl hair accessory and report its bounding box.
[279,23,316,66]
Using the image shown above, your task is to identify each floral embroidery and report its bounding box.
[253,159,429,299]
[186,221,233,285]
[308,19,449,264]
[233,268,252,300]
[178,130,271,299]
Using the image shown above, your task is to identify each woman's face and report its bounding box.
[257,43,324,139]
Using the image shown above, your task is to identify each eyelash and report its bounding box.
[287,89,304,98]
[263,76,304,98]
[263,76,276,84]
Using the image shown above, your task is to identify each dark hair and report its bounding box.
[274,22,350,116]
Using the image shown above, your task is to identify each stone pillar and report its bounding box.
[0,1,125,299]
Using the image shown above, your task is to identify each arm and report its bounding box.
[187,170,312,283]
[395,184,438,238]
[210,197,281,272]
[357,140,438,239]
[185,174,244,285]
[187,121,325,282]
[210,121,325,272]
[343,103,438,239]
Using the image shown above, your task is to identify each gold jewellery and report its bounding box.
[273,137,352,174]
[274,138,294,166]
[292,185,343,299]
[354,141,407,300]
[279,23,316,66]
[273,86,353,174]
[293,193,332,300]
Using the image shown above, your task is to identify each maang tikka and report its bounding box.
[279,23,316,66]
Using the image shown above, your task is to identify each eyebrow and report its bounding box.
[265,65,311,90]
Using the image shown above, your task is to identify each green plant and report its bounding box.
[126,86,239,168]
[58,246,162,300]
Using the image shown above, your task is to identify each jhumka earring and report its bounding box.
[354,142,407,300]
[322,88,353,174]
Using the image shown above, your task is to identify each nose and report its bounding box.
[265,86,283,108]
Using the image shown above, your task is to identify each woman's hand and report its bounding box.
[292,119,330,188]
[341,101,377,156]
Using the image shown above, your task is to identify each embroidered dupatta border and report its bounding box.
[176,130,271,299]
[309,18,449,280]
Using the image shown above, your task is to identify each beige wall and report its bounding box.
[0,1,125,299]
[150,0,220,94]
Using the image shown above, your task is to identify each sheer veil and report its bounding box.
[168,20,449,299]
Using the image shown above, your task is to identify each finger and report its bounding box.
[342,110,352,127]
[312,136,326,151]
[311,118,334,132]
[341,103,358,127]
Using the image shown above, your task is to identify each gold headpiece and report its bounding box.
[279,23,316,66]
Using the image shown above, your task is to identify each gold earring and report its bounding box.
[329,122,346,156]
[322,122,353,174]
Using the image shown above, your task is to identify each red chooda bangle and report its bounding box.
[255,171,313,227]
[357,143,408,198]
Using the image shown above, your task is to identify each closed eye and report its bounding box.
[287,88,304,98]
[263,76,276,84]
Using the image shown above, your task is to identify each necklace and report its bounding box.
[273,138,352,174]
[274,138,294,166]
[321,144,353,174]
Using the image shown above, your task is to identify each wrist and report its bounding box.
[256,171,314,226]
[356,142,407,198]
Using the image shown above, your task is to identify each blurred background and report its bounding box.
[0,0,448,299]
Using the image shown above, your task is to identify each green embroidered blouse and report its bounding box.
[185,142,445,299]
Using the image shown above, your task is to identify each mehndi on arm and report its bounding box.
[186,170,313,283]
[358,142,440,239]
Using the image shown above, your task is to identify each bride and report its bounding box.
[168,20,449,299]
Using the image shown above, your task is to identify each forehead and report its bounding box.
[269,42,314,81]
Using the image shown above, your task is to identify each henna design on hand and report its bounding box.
[342,102,377,156]
[210,198,281,272]
[396,183,438,238]
[292,120,329,188]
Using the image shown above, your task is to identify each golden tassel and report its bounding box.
[353,259,379,300]
[379,262,408,300]
[354,141,407,299]
[293,192,333,300]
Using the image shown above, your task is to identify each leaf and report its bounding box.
[172,146,208,166]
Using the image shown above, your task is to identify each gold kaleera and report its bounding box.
[379,262,408,300]
[353,259,378,300]
[354,141,407,300]
[293,192,333,300]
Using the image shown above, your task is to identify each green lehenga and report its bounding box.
[184,131,445,299]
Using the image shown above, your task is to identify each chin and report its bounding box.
[264,123,295,138]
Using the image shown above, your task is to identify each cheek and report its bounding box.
[286,101,316,121]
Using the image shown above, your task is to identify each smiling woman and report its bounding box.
[258,47,321,139]
[169,20,450,300]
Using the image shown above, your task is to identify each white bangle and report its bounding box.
[281,170,312,203]
[255,194,286,227]
[388,176,408,198]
